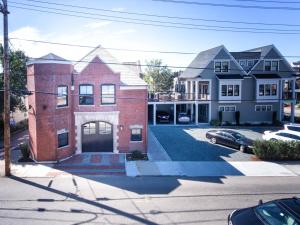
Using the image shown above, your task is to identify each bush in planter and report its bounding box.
[210,119,220,126]
[218,111,223,125]
[19,142,30,159]
[253,140,300,160]
[235,111,240,126]
[129,150,146,160]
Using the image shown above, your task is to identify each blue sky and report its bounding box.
[2,0,300,69]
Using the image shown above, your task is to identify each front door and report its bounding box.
[82,121,113,152]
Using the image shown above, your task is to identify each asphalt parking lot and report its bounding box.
[150,125,273,161]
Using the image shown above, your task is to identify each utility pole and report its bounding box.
[1,0,11,176]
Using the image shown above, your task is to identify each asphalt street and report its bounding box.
[1,176,300,225]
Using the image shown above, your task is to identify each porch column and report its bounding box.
[190,81,193,100]
[291,79,296,123]
[174,103,176,125]
[195,103,199,124]
[153,104,156,125]
[195,81,199,100]
[191,103,194,123]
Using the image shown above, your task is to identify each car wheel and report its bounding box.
[270,138,277,141]
[211,137,217,144]
[239,145,246,153]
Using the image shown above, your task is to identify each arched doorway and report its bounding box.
[82,121,113,152]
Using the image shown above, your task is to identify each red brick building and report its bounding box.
[27,46,148,162]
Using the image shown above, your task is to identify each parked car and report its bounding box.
[205,130,253,152]
[284,123,300,133]
[178,112,190,123]
[263,130,300,142]
[156,111,170,123]
[228,197,300,225]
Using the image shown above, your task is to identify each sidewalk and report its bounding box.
[126,161,299,177]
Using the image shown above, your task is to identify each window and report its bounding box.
[221,84,240,97]
[219,105,236,112]
[264,60,271,71]
[58,131,68,148]
[131,128,142,141]
[83,122,96,135]
[286,126,300,132]
[239,60,246,67]
[265,60,279,71]
[221,85,227,96]
[215,61,221,72]
[215,61,229,73]
[99,122,112,134]
[234,85,239,96]
[57,85,68,107]
[101,84,115,104]
[258,84,277,96]
[79,84,94,105]
[255,105,272,112]
[247,60,254,67]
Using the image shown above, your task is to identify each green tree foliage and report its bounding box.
[144,59,174,92]
[0,44,28,115]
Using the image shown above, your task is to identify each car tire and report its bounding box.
[211,137,217,144]
[239,145,246,153]
[270,138,277,141]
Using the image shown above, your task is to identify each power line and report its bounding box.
[9,5,300,35]
[9,37,300,58]
[18,0,300,27]
[152,0,300,11]
[230,0,300,4]
[24,56,297,74]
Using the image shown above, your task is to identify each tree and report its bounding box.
[144,59,174,92]
[0,44,28,116]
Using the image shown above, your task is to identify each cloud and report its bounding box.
[85,21,113,29]
[115,29,136,35]
[112,7,126,12]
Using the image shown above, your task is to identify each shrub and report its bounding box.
[210,119,220,126]
[218,111,223,125]
[129,150,146,160]
[235,111,240,126]
[253,140,300,160]
[19,142,30,159]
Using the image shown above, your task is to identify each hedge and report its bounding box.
[253,140,300,160]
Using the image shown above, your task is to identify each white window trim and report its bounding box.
[214,60,230,73]
[255,105,273,112]
[219,105,236,112]
[256,79,279,102]
[263,59,280,72]
[247,60,254,67]
[219,80,242,102]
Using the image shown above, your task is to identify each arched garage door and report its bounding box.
[82,121,113,152]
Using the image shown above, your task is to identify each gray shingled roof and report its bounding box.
[27,53,70,65]
[180,45,224,79]
[253,74,281,79]
[74,46,147,86]
[230,52,261,60]
[244,45,274,58]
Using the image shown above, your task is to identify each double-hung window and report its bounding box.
[79,84,94,105]
[130,128,142,142]
[57,85,68,107]
[58,130,69,148]
[101,84,115,105]
[259,84,277,97]
[221,85,240,97]
[264,60,279,71]
[215,61,229,73]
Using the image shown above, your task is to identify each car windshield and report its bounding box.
[255,202,299,225]
[230,132,246,140]
[287,126,300,132]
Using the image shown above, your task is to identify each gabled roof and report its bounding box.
[74,46,147,86]
[230,52,261,60]
[216,74,243,79]
[27,53,71,65]
[244,45,274,58]
[180,45,224,79]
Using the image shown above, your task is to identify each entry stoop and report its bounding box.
[54,153,126,176]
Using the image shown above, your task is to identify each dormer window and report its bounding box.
[239,60,246,67]
[264,60,279,72]
[215,61,229,73]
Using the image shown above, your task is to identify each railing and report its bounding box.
[148,92,209,102]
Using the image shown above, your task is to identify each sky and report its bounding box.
[1,0,300,70]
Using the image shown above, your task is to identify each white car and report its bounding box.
[262,130,300,142]
[178,113,190,123]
